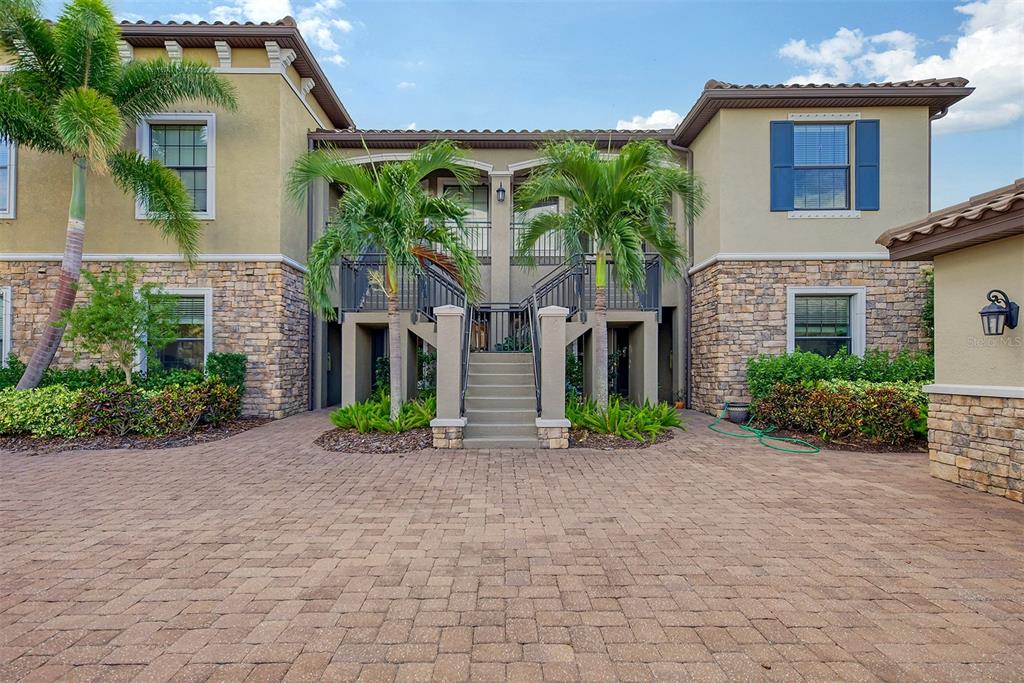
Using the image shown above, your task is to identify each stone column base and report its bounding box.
[430,418,466,449]
[537,419,570,449]
[927,392,1023,503]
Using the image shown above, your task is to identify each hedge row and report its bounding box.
[0,352,247,392]
[0,380,242,439]
[751,379,927,446]
[746,349,933,400]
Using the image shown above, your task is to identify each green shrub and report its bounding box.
[565,351,584,400]
[746,349,933,400]
[0,386,82,437]
[751,379,926,446]
[72,385,153,437]
[139,368,206,390]
[206,352,247,392]
[204,382,242,426]
[330,395,436,434]
[567,397,684,443]
[149,380,242,434]
[39,365,124,390]
[0,354,26,389]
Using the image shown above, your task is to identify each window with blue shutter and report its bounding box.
[770,121,794,211]
[855,119,880,211]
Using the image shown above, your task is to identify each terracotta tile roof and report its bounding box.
[309,128,673,149]
[877,179,1024,259]
[117,17,353,128]
[672,77,974,146]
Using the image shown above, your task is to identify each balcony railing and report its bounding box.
[510,223,567,265]
[439,220,490,261]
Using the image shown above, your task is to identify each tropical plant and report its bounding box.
[329,394,436,433]
[920,266,935,351]
[514,139,705,406]
[0,0,237,389]
[287,139,483,419]
[59,262,179,385]
[566,396,684,443]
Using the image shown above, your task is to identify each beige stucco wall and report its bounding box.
[690,106,931,263]
[0,47,321,264]
[933,235,1024,388]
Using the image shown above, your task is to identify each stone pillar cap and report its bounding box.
[538,305,570,317]
[433,305,465,316]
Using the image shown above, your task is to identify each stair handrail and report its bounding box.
[528,292,541,415]
[415,259,465,322]
[459,294,473,415]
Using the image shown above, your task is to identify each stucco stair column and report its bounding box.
[462,352,539,449]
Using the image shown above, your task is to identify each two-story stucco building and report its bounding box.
[0,19,973,425]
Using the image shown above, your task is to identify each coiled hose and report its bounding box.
[708,403,820,454]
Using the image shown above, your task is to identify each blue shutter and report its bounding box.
[770,121,794,211]
[855,120,880,210]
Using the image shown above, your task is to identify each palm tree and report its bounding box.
[514,138,705,407]
[287,140,483,420]
[0,0,237,389]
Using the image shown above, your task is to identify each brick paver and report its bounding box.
[2,410,1022,682]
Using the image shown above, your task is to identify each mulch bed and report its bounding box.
[315,428,432,454]
[569,428,676,450]
[0,418,271,456]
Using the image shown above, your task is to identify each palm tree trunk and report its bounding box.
[386,259,403,421]
[17,158,88,390]
[593,249,609,408]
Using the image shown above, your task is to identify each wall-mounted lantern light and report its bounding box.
[979,289,1019,336]
[495,183,506,203]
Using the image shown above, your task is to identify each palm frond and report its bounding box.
[108,150,202,261]
[514,211,566,266]
[409,139,477,187]
[110,58,238,124]
[0,0,62,95]
[54,85,122,164]
[286,149,375,207]
[53,0,120,91]
[304,227,355,320]
[0,74,63,151]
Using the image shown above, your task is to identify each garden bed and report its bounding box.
[569,427,675,450]
[315,427,432,454]
[763,427,926,454]
[0,417,269,455]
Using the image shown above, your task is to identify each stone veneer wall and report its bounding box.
[0,260,309,419]
[690,259,930,414]
[928,393,1023,503]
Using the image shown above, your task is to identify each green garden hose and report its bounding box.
[708,404,820,454]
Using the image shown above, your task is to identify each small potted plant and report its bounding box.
[672,391,685,410]
[726,400,750,424]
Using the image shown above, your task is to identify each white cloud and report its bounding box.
[404,122,418,130]
[183,0,352,66]
[170,13,208,23]
[615,109,683,130]
[396,81,416,90]
[779,0,1024,134]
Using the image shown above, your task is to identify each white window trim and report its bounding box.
[788,112,861,121]
[136,112,216,220]
[786,286,866,357]
[139,287,214,373]
[0,286,11,365]
[0,140,15,219]
[788,210,861,219]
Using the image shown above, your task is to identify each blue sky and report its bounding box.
[51,0,1024,209]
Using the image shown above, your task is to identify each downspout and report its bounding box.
[928,107,949,213]
[307,135,317,411]
[667,139,694,409]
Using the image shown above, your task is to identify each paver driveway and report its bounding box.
[1,411,1022,682]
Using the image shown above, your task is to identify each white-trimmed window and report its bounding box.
[0,138,16,219]
[153,288,213,371]
[136,113,216,220]
[0,286,11,365]
[787,286,865,357]
[440,180,490,257]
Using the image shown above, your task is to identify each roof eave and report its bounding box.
[672,85,974,146]
[308,129,675,149]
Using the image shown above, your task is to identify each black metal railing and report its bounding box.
[439,220,490,260]
[510,223,565,265]
[466,303,533,352]
[338,252,418,312]
[579,254,662,316]
[415,261,465,322]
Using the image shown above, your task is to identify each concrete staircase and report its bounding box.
[462,352,539,449]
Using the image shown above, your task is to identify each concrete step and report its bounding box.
[470,352,532,363]
[464,423,537,439]
[465,409,536,425]
[465,396,536,411]
[468,360,534,374]
[464,384,535,398]
[467,371,533,386]
[462,436,539,449]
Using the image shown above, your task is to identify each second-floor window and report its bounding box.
[151,125,209,212]
[137,113,216,220]
[0,138,15,219]
[442,182,489,257]
[793,124,848,210]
